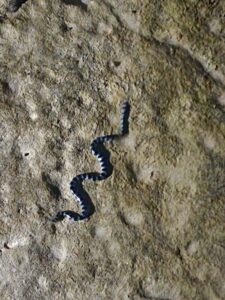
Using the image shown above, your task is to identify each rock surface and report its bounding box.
[0,1,225,299]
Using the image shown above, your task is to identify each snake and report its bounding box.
[52,101,130,222]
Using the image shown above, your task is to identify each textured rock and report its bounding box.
[0,1,225,299]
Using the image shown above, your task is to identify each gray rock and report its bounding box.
[0,1,224,299]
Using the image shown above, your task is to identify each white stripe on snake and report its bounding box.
[52,101,130,222]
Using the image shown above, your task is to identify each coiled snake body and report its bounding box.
[52,101,130,222]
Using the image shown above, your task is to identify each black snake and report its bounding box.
[52,101,130,222]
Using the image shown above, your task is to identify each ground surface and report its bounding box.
[0,1,225,299]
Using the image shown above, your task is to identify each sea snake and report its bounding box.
[51,101,130,222]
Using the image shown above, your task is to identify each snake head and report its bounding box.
[50,211,65,222]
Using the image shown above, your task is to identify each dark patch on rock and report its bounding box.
[8,0,28,12]
[62,0,87,11]
[42,173,61,200]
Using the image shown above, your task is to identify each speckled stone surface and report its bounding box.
[0,1,225,299]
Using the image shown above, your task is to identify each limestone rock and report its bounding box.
[0,1,225,299]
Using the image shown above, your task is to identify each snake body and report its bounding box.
[52,101,130,222]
